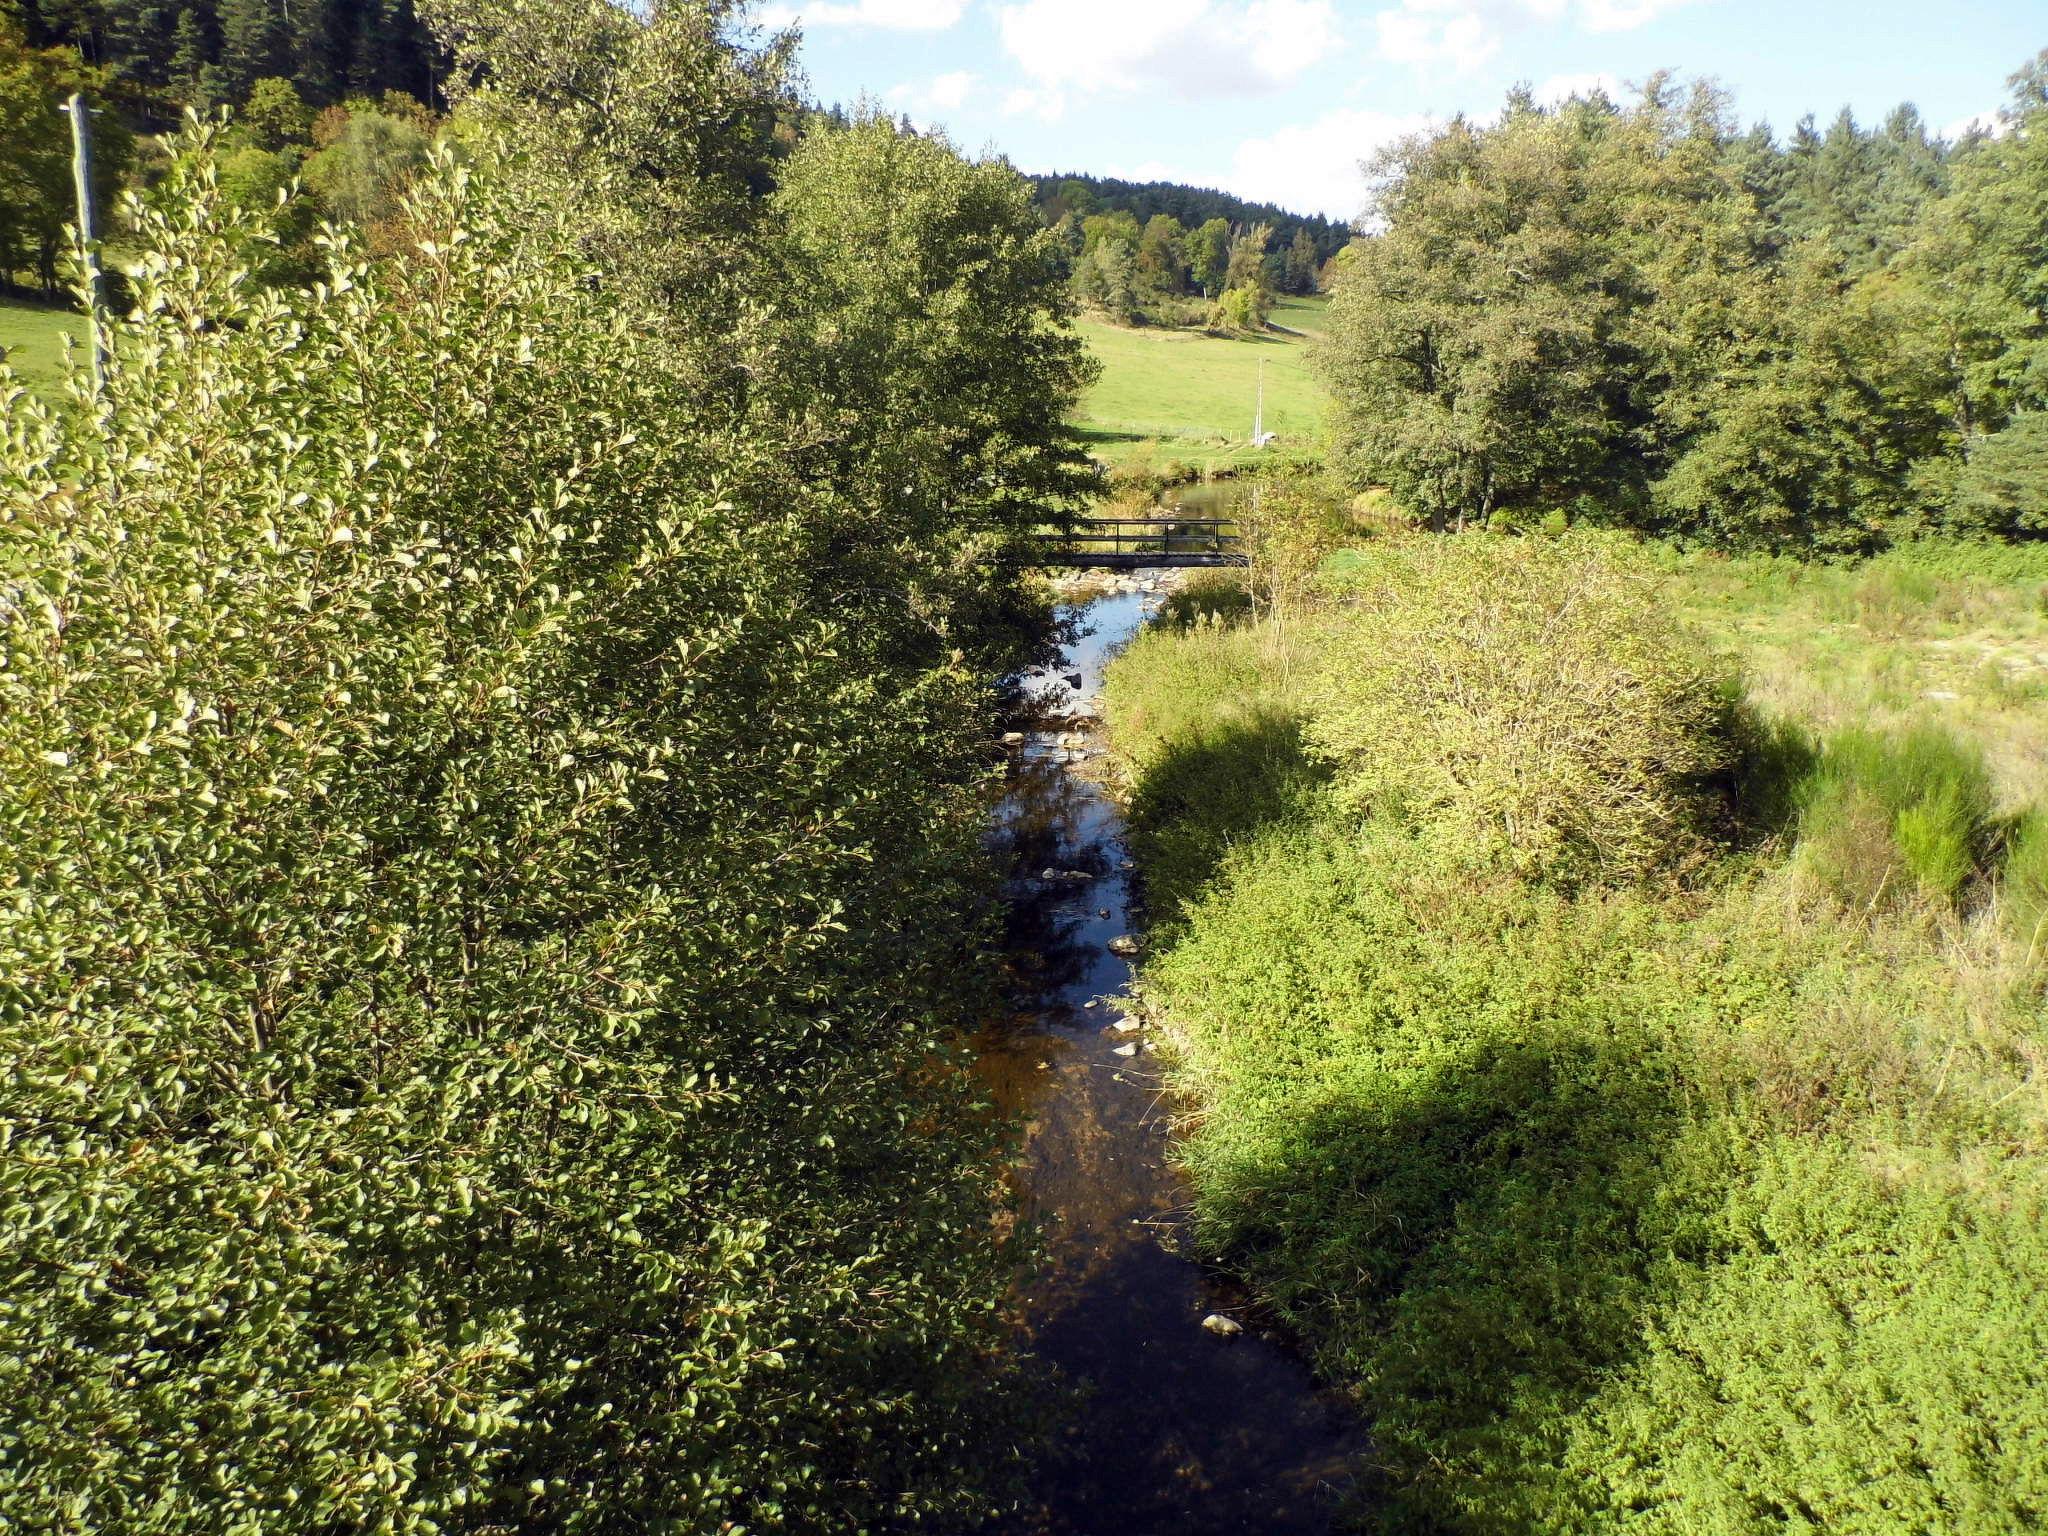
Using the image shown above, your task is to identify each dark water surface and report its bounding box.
[977,579,1363,1536]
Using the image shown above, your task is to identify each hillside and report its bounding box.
[1074,296,1331,474]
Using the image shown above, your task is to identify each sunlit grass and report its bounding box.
[0,296,86,397]
[1073,294,1330,473]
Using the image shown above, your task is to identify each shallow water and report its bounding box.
[977,579,1363,1535]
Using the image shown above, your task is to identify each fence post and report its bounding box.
[65,92,109,396]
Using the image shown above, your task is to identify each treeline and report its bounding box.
[1322,58,2048,551]
[0,0,1094,1530]
[1031,171,1344,269]
[2,13,436,296]
[1032,172,1334,330]
[4,0,438,117]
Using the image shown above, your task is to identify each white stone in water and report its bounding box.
[1113,1043,1138,1057]
[1002,732,1025,745]
[1112,1019,1141,1033]
[1084,999,1100,1009]
[1202,1314,1245,1339]
[1107,934,1141,956]
[1119,859,1136,870]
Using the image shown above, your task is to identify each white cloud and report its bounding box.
[1002,86,1061,119]
[1577,0,1692,30]
[1370,0,1699,77]
[995,0,1343,114]
[1940,108,2009,142]
[758,0,967,30]
[1226,107,1436,221]
[1375,3,1499,74]
[887,68,983,118]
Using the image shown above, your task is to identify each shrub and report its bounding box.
[2003,808,2048,953]
[1305,531,1735,883]
[0,105,1038,1535]
[1795,726,1996,906]
[1156,569,1253,629]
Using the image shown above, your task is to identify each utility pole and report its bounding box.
[65,92,109,396]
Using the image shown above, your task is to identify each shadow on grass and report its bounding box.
[1123,706,1328,915]
[1195,998,1688,1533]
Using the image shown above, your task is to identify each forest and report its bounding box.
[1321,71,2048,550]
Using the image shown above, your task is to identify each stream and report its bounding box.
[975,574,1364,1534]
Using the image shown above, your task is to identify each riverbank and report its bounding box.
[1099,531,2048,1533]
[985,569,1363,1533]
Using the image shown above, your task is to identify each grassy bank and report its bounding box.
[1661,542,2048,809]
[1103,531,2048,1533]
[0,296,84,396]
[1074,295,1329,474]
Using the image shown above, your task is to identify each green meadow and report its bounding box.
[0,297,85,396]
[1073,295,1331,474]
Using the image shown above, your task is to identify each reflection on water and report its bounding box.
[977,580,1363,1535]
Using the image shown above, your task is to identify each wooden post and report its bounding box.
[65,92,109,395]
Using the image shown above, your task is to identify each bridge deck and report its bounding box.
[1034,516,1245,570]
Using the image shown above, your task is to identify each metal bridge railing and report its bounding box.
[1033,518,1245,565]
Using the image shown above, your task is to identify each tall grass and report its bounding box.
[1794,726,1996,906]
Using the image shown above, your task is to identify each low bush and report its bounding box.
[1795,726,1996,906]
[1155,569,1253,628]
[1306,532,1735,883]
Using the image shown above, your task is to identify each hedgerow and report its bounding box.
[0,62,1070,1534]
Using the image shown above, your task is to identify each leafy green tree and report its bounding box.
[242,72,312,146]
[1189,215,1229,297]
[770,112,1098,675]
[1080,207,1140,255]
[1283,225,1319,294]
[302,103,429,228]
[1949,414,2048,538]
[1,2,1068,1515]
[1073,233,1141,323]
[1319,107,1637,531]
[1209,282,1269,332]
[1223,220,1270,293]
[1135,211,1185,295]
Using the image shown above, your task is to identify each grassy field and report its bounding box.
[1661,544,2048,810]
[1074,295,1331,474]
[0,297,86,396]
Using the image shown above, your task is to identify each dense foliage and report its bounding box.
[5,0,439,117]
[1320,59,2048,551]
[0,2,1093,1528]
[1304,534,1733,882]
[1,19,134,293]
[1103,527,2048,1533]
[1031,171,1342,274]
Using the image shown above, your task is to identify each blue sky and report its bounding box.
[745,1,2045,220]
